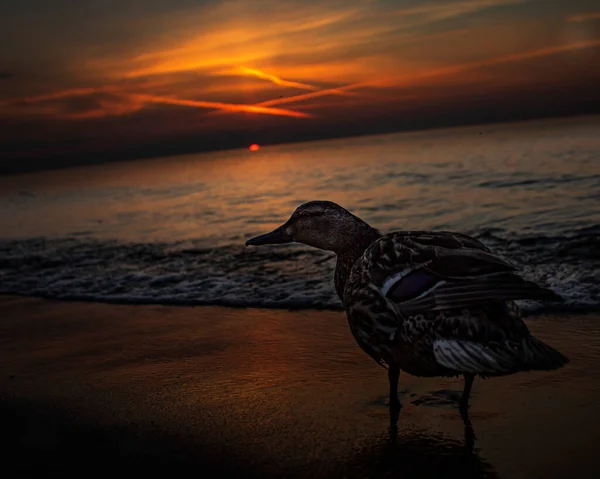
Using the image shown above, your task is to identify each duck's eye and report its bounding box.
[295,210,322,219]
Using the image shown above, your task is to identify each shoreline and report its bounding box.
[1,295,599,478]
[1,291,595,316]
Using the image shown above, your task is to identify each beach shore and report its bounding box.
[1,294,599,478]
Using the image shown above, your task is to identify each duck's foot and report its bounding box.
[459,403,476,450]
[388,401,402,439]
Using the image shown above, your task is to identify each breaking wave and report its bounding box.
[1,226,598,314]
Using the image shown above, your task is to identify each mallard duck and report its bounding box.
[245,201,568,413]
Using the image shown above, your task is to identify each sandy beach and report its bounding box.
[1,294,598,478]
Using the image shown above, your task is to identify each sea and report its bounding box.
[1,115,599,313]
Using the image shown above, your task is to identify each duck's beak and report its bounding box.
[245,224,292,246]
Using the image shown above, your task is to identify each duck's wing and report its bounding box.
[387,230,492,253]
[368,232,562,315]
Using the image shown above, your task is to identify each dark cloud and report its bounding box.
[0,71,12,79]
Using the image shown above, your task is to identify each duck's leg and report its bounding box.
[459,373,476,449]
[388,365,401,408]
[461,406,476,451]
[388,365,401,436]
[459,373,475,412]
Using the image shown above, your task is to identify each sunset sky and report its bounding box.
[1,0,599,172]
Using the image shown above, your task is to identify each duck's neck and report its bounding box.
[333,224,381,303]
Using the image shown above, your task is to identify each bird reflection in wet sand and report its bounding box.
[388,400,476,452]
[343,421,497,479]
[246,201,568,429]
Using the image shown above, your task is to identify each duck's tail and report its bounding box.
[433,336,569,376]
[521,336,569,371]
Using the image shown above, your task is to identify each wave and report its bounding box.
[0,228,598,314]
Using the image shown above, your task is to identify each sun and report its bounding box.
[249,143,260,151]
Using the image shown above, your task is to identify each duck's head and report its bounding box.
[245,200,377,253]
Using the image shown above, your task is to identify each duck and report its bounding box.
[245,200,568,415]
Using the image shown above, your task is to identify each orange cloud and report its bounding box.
[57,0,555,124]
[0,86,313,120]
[132,94,311,118]
[262,39,600,107]
[372,44,580,90]
[219,67,319,91]
[113,5,364,80]
[3,2,599,125]
[197,81,367,123]
[0,87,112,107]
[191,37,600,124]
[259,83,368,107]
[106,0,530,81]
[567,12,600,22]
[401,39,600,83]
[60,95,147,120]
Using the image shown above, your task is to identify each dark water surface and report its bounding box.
[1,116,599,311]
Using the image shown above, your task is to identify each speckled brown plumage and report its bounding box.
[342,230,567,378]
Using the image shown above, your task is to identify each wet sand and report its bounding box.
[1,295,599,478]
